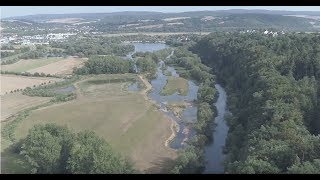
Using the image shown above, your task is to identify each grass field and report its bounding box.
[1,58,63,72]
[10,74,176,173]
[161,76,189,96]
[1,137,31,174]
[0,74,61,95]
[2,57,86,76]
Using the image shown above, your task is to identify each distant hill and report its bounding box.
[5,9,320,21]
[4,11,164,22]
[2,10,320,33]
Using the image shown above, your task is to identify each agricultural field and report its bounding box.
[1,93,51,121]
[0,74,61,95]
[9,74,177,173]
[1,58,63,72]
[27,57,86,75]
[1,57,86,75]
[161,76,189,96]
[46,18,84,24]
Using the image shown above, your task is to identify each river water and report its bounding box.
[126,43,229,173]
[203,84,229,174]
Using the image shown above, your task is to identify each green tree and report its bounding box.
[67,131,135,174]
[20,124,73,173]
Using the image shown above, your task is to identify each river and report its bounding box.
[203,84,229,174]
[126,43,229,173]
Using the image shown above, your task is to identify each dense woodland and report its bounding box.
[191,32,320,173]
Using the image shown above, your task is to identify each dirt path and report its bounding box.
[138,75,152,101]
[73,78,89,99]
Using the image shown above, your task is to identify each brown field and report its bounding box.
[201,16,216,21]
[135,24,164,29]
[0,75,61,95]
[1,93,51,121]
[163,17,191,21]
[167,22,184,26]
[28,57,87,75]
[46,18,84,24]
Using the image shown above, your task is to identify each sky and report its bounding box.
[0,6,320,18]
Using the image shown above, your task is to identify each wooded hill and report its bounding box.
[191,32,320,173]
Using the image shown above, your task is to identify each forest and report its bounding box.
[191,32,320,173]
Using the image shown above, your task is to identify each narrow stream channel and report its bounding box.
[203,84,229,174]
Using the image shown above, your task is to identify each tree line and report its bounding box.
[50,36,135,58]
[23,76,79,102]
[74,55,135,75]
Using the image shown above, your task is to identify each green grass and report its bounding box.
[161,76,189,96]
[1,128,31,174]
[2,58,63,73]
[1,146,31,174]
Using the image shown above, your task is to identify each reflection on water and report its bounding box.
[54,85,76,94]
[127,82,140,92]
[125,43,169,73]
[203,84,229,174]
[126,43,169,59]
